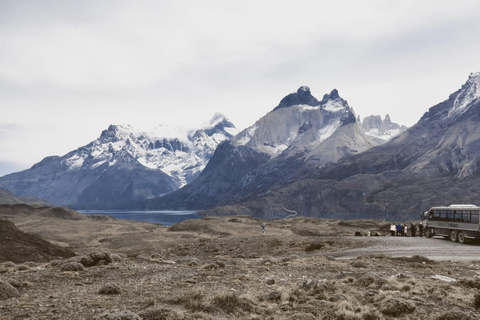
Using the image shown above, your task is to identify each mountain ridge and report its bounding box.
[141,87,386,211]
[232,72,480,219]
[0,114,237,208]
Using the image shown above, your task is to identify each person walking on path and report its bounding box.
[261,223,266,236]
[390,223,396,236]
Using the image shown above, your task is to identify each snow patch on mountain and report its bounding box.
[323,100,346,113]
[449,72,480,118]
[318,120,341,143]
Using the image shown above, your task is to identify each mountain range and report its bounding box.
[139,86,406,212]
[0,114,237,208]
[195,72,480,220]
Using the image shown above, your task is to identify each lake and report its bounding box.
[77,210,198,226]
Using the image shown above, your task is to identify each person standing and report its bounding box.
[390,223,396,236]
[419,221,423,237]
[261,223,266,236]
[411,223,416,237]
[396,223,402,236]
[404,224,408,237]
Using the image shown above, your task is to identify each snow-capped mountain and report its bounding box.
[142,86,382,210]
[0,114,237,208]
[359,114,407,141]
[88,113,237,187]
[232,87,360,157]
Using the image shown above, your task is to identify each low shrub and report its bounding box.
[2,261,15,268]
[99,283,122,295]
[61,261,85,272]
[380,297,415,316]
[80,251,112,267]
[211,293,254,314]
[138,306,173,320]
[436,310,475,320]
[0,280,19,300]
[93,310,141,320]
[474,292,480,309]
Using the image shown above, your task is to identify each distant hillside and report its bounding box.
[0,187,49,206]
[0,218,75,263]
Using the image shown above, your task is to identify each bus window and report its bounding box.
[463,211,471,223]
[472,212,479,224]
[454,211,462,222]
[440,210,447,220]
[428,211,433,220]
[447,210,454,221]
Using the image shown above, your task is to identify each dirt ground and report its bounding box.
[2,207,480,319]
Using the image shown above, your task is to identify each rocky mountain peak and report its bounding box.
[273,86,320,111]
[448,71,480,118]
[420,72,480,124]
[321,89,340,103]
[360,114,407,141]
[202,113,237,137]
[384,114,392,124]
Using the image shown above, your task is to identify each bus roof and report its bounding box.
[427,204,479,211]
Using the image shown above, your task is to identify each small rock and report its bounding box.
[266,278,275,285]
[431,275,457,283]
[302,278,315,290]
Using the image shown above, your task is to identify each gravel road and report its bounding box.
[330,235,480,261]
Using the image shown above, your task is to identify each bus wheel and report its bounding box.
[458,231,467,244]
[449,230,458,242]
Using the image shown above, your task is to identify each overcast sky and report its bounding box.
[1,0,480,177]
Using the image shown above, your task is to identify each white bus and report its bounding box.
[421,204,480,244]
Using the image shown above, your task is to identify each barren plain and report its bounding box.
[2,205,480,319]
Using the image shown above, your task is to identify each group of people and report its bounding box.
[390,222,423,237]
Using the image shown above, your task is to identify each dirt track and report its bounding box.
[329,235,480,261]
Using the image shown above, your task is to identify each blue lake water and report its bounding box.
[77,210,198,226]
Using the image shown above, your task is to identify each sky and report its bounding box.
[1,0,480,177]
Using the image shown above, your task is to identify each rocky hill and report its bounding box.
[0,217,75,263]
[142,86,384,210]
[0,114,237,209]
